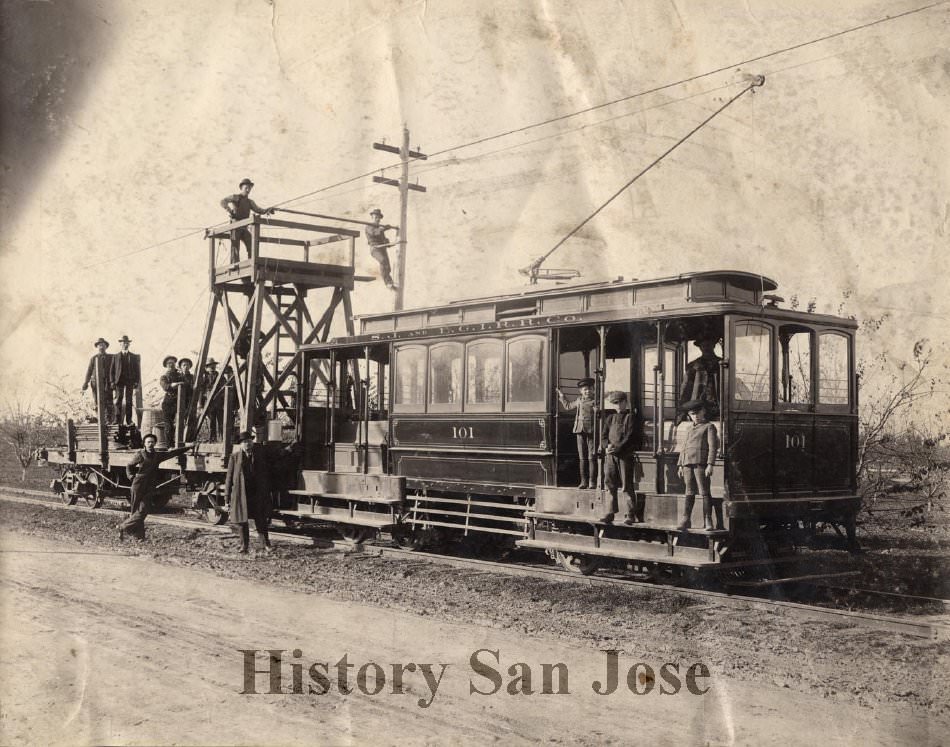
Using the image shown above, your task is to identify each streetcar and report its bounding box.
[289,269,859,577]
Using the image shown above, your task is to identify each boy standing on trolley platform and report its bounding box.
[556,377,597,489]
[602,391,642,524]
[677,400,721,531]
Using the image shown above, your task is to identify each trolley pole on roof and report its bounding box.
[373,126,427,311]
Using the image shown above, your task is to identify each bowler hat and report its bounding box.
[370,208,383,217]
[162,355,178,367]
[577,377,595,388]
[239,178,254,188]
[118,335,132,343]
[143,433,158,442]
[205,358,219,368]
[178,357,194,368]
[606,390,628,404]
[680,398,706,413]
[237,431,254,442]
[94,338,110,348]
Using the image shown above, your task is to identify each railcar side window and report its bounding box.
[734,322,772,402]
[506,335,546,411]
[466,339,503,409]
[819,332,850,405]
[641,346,677,411]
[394,345,426,412]
[779,326,813,404]
[429,342,463,411]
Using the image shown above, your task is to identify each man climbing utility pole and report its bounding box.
[373,126,426,311]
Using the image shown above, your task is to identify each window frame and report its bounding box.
[392,343,428,413]
[464,337,505,412]
[427,341,464,413]
[730,320,775,410]
[817,330,853,412]
[776,324,815,411]
[504,334,549,413]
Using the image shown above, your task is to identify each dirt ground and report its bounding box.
[1,499,948,745]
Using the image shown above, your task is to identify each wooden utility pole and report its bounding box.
[373,126,426,311]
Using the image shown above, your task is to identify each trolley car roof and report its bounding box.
[300,270,856,350]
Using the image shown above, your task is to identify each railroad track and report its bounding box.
[2,486,948,641]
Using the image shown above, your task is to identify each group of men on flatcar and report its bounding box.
[556,335,724,532]
[81,338,235,446]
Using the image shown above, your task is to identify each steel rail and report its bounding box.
[2,488,948,641]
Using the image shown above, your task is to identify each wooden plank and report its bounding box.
[260,218,360,236]
[308,234,349,246]
[258,236,310,247]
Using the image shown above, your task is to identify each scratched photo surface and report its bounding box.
[0,0,948,745]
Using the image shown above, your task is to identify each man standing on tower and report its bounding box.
[220,178,275,263]
[364,208,398,290]
[110,335,141,428]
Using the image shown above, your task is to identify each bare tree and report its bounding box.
[0,399,60,481]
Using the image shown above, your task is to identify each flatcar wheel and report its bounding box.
[60,490,78,506]
[203,505,229,525]
[555,550,601,576]
[391,525,425,551]
[339,526,374,544]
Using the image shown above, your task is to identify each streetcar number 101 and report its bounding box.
[452,426,475,439]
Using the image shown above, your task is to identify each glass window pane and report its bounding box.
[780,328,812,404]
[308,357,333,407]
[429,343,462,406]
[641,347,676,410]
[734,323,772,402]
[820,333,850,405]
[466,340,503,406]
[394,346,426,407]
[507,336,546,405]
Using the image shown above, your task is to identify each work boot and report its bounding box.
[702,495,713,531]
[677,495,695,530]
[712,499,724,531]
[237,524,250,554]
[259,532,273,555]
[634,495,646,523]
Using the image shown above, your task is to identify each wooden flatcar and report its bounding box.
[288,270,859,577]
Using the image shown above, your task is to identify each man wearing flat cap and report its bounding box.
[82,337,115,423]
[220,178,275,264]
[226,430,273,554]
[556,377,598,488]
[364,208,398,290]
[110,335,141,428]
[602,391,642,524]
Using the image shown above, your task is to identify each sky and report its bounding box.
[1,0,948,418]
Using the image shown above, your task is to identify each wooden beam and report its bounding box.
[241,285,266,432]
[259,218,360,236]
[263,293,302,345]
[258,236,310,247]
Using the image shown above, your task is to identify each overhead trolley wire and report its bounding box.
[78,1,946,272]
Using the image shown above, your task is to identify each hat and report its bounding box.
[205,358,219,367]
[680,398,706,413]
[239,178,254,188]
[162,355,178,367]
[94,338,110,348]
[118,335,132,343]
[178,357,194,368]
[694,337,719,348]
[142,433,158,442]
[606,390,628,404]
[237,431,254,442]
[577,377,595,388]
[370,208,383,217]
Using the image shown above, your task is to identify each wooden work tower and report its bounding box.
[184,214,371,441]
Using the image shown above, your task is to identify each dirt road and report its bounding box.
[0,531,943,746]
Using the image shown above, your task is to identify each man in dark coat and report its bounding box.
[110,335,141,427]
[159,355,184,446]
[601,391,642,524]
[226,431,273,554]
[678,337,721,421]
[220,178,275,263]
[119,434,194,540]
[82,338,115,423]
